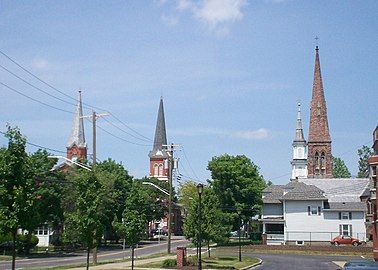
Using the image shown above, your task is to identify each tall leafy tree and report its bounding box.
[0,126,34,269]
[333,157,351,178]
[357,145,373,178]
[114,181,148,270]
[183,186,231,257]
[207,154,266,229]
[63,171,105,270]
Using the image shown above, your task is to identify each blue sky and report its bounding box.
[0,0,377,184]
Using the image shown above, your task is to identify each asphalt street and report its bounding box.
[0,238,189,270]
[250,253,360,270]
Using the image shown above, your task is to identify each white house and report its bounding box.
[261,178,370,245]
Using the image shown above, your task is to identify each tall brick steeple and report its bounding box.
[149,97,169,181]
[307,46,333,178]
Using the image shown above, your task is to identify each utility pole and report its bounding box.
[163,143,180,254]
[82,110,108,265]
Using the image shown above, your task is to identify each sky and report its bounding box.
[0,0,377,185]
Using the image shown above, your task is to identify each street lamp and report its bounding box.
[237,209,242,262]
[197,183,204,270]
[47,155,92,171]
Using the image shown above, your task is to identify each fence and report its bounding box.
[285,231,366,244]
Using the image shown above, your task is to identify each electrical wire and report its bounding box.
[0,130,66,154]
[96,124,152,147]
[181,148,200,181]
[0,81,73,114]
[102,117,151,143]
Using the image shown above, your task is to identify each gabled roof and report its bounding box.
[67,91,86,148]
[302,178,370,203]
[281,181,326,201]
[323,202,367,212]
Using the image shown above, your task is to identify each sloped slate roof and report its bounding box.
[281,182,326,201]
[263,185,284,203]
[324,202,367,212]
[302,178,370,203]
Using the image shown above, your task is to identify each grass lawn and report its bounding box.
[139,252,260,269]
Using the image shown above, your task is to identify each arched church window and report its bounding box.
[320,152,326,173]
[158,164,163,176]
[314,152,320,174]
[154,164,159,176]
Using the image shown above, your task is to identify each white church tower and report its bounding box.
[291,102,308,180]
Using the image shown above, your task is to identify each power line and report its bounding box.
[0,64,77,108]
[0,81,73,114]
[0,130,66,154]
[0,49,152,143]
[182,148,200,180]
[96,124,152,147]
[102,117,151,143]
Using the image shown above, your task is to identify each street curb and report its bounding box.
[240,258,263,270]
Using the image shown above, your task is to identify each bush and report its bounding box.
[16,234,39,254]
[162,258,177,267]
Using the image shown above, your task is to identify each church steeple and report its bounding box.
[149,97,169,181]
[294,102,305,142]
[67,90,87,162]
[307,46,333,178]
[291,102,308,180]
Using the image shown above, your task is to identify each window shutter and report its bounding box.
[339,224,342,235]
[318,206,321,215]
[308,206,311,216]
[338,212,341,220]
[349,225,353,237]
[349,212,352,220]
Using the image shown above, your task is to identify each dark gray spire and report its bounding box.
[294,102,305,142]
[149,98,168,158]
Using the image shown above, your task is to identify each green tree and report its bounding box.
[357,145,373,178]
[207,154,266,230]
[183,186,231,257]
[63,171,105,270]
[178,181,197,217]
[95,158,133,242]
[0,126,34,269]
[332,157,351,178]
[114,181,148,270]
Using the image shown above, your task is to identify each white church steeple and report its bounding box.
[291,102,308,180]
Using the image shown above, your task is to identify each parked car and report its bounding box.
[331,235,362,246]
[343,259,378,269]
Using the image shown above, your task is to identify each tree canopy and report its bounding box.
[357,145,373,178]
[332,156,351,178]
[207,154,266,226]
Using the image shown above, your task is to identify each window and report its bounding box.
[154,164,159,176]
[339,224,352,237]
[158,164,163,176]
[339,212,352,220]
[308,206,319,215]
[296,240,304,246]
[35,226,48,236]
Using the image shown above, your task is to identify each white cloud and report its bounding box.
[194,0,247,27]
[161,13,179,26]
[158,0,248,35]
[170,126,268,140]
[31,58,49,70]
[232,128,268,140]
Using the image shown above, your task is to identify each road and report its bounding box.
[250,253,360,270]
[0,238,189,270]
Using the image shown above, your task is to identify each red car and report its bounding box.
[331,235,362,246]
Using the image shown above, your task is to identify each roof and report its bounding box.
[301,178,370,203]
[323,202,367,212]
[67,91,86,148]
[263,181,326,203]
[149,98,168,158]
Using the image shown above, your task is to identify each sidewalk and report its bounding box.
[68,254,176,270]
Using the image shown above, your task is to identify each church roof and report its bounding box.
[67,91,86,148]
[308,46,331,143]
[149,98,168,158]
